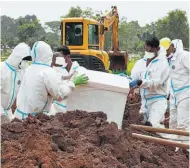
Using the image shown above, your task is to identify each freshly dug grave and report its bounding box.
[1,109,188,168]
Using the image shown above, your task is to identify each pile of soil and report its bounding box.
[1,107,189,168]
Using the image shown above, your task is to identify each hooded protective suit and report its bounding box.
[50,57,86,115]
[169,39,189,143]
[15,41,75,119]
[131,47,170,128]
[1,43,31,123]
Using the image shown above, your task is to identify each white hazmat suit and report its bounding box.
[169,39,190,143]
[15,41,75,119]
[50,57,86,115]
[1,43,31,123]
[131,48,170,128]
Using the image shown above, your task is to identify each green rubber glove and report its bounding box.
[72,74,89,85]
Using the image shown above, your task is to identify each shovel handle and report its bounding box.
[132,133,189,149]
[130,124,189,136]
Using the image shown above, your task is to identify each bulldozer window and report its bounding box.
[65,22,83,46]
[88,24,99,45]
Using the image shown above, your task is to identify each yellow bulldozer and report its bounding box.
[60,6,128,74]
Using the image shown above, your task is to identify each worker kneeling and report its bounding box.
[49,50,88,115]
[129,36,170,129]
[14,42,88,120]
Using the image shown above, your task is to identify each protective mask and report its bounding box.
[55,57,67,68]
[19,60,29,69]
[144,51,155,59]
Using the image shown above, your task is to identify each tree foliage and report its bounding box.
[16,15,46,47]
[63,6,83,17]
[1,7,189,54]
[44,21,61,50]
[45,21,60,34]
[154,10,189,48]
[1,15,18,51]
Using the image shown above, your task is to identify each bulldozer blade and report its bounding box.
[108,51,128,72]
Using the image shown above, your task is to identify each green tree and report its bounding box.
[63,6,83,17]
[155,9,189,48]
[82,7,103,20]
[16,15,46,47]
[118,18,142,52]
[44,21,61,50]
[45,21,60,35]
[1,15,18,52]
[45,32,60,51]
[138,23,156,41]
[62,6,102,20]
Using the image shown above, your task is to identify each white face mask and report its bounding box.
[144,51,155,59]
[55,57,67,68]
[19,60,29,69]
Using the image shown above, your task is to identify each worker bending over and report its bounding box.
[50,51,88,114]
[15,41,87,119]
[1,43,31,124]
[161,38,189,143]
[129,36,170,128]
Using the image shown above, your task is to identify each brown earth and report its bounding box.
[1,94,189,168]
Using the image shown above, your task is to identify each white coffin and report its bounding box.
[67,70,130,129]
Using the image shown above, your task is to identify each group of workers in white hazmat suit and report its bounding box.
[1,41,88,122]
[1,37,189,149]
[129,36,189,146]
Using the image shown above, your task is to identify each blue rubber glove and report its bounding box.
[129,80,138,88]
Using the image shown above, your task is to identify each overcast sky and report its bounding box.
[0,1,189,26]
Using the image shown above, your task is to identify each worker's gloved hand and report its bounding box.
[129,80,142,88]
[129,80,138,88]
[72,74,89,85]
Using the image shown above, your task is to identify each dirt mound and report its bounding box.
[1,108,188,168]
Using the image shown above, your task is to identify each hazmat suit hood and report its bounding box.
[31,41,53,66]
[6,43,31,69]
[172,39,183,53]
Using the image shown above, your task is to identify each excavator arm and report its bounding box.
[99,6,128,73]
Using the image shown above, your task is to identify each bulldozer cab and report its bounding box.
[61,18,109,72]
[62,18,99,48]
